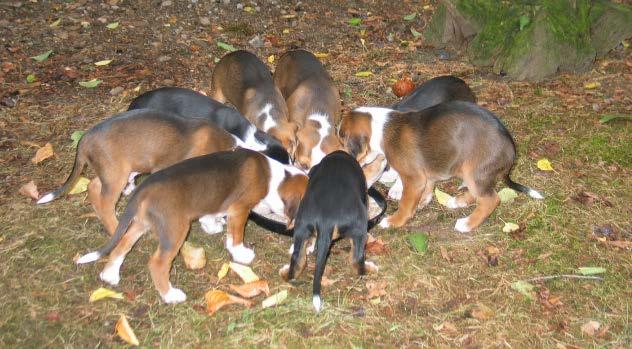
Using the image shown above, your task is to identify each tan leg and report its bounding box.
[417,180,436,208]
[148,223,189,304]
[350,236,378,275]
[280,237,308,281]
[88,175,128,235]
[380,174,425,228]
[225,206,255,264]
[99,221,148,285]
[454,193,500,233]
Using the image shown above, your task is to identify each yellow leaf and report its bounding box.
[261,290,288,309]
[267,55,275,64]
[536,158,554,171]
[31,143,54,164]
[180,242,206,270]
[434,188,453,207]
[69,177,91,195]
[94,59,112,66]
[116,314,140,346]
[50,18,61,27]
[217,262,230,280]
[314,52,329,59]
[584,82,601,89]
[243,6,253,13]
[89,287,124,302]
[282,28,290,34]
[502,222,520,233]
[229,262,259,283]
[355,71,373,77]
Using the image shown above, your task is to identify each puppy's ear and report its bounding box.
[346,134,367,159]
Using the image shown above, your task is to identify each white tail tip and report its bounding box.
[36,193,55,204]
[529,189,544,199]
[313,295,322,312]
[76,251,101,264]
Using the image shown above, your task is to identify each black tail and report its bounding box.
[504,175,544,199]
[37,139,88,204]
[312,225,333,312]
[367,186,387,230]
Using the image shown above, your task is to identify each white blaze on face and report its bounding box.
[258,103,276,132]
[306,113,331,168]
[352,106,393,163]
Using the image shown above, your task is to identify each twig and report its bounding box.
[526,274,604,282]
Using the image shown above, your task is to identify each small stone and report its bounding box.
[109,86,124,96]
[158,55,171,62]
[592,103,601,112]
[248,35,264,48]
[199,16,211,26]
[161,0,172,6]
[236,3,243,10]
[97,17,108,24]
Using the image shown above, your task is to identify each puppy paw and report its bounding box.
[279,264,290,281]
[454,217,472,233]
[122,172,140,196]
[199,216,224,235]
[364,261,379,273]
[288,243,294,255]
[378,217,391,228]
[446,197,466,209]
[162,286,187,304]
[387,180,403,200]
[306,239,316,254]
[312,295,323,312]
[229,244,255,265]
[99,268,120,286]
[379,168,399,184]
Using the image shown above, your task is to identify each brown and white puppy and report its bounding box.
[37,109,241,235]
[211,50,296,151]
[273,49,342,169]
[76,149,308,304]
[339,101,543,232]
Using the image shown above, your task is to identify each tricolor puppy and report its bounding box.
[390,75,476,112]
[211,50,296,151]
[76,149,308,304]
[128,87,289,164]
[273,49,342,169]
[37,109,239,235]
[338,101,543,232]
[279,151,378,312]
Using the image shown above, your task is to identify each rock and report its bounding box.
[109,86,124,96]
[236,3,244,10]
[248,35,264,48]
[157,55,171,62]
[200,17,211,26]
[161,0,173,6]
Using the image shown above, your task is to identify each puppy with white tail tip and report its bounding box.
[76,149,307,304]
[339,101,543,232]
[279,151,379,312]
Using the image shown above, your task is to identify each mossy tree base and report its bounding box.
[425,0,632,81]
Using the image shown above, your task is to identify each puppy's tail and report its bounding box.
[76,199,138,264]
[504,176,544,200]
[37,138,89,204]
[312,225,333,312]
[367,186,388,231]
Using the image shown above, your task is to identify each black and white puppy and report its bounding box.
[128,87,289,164]
[279,150,378,312]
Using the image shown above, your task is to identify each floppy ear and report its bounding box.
[346,134,367,158]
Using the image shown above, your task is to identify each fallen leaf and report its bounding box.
[320,276,338,287]
[577,267,606,276]
[267,55,274,64]
[282,28,290,34]
[31,143,54,164]
[243,5,253,13]
[498,188,518,203]
[439,246,452,262]
[68,177,90,195]
[106,21,119,29]
[511,280,534,299]
[94,59,112,66]
[31,50,53,62]
[403,12,417,21]
[89,287,124,302]
[581,320,600,337]
[78,79,102,88]
[217,262,230,280]
[392,77,415,97]
[217,41,237,52]
[484,246,500,266]
[366,280,387,299]
[348,18,361,26]
[365,235,387,255]
[229,280,270,298]
[433,321,457,333]
[537,252,552,260]
[49,18,61,27]
[410,27,422,39]
[408,232,428,253]
[604,240,632,250]
[71,130,84,148]
[434,187,453,206]
[261,290,288,309]
[314,52,329,59]
[229,262,259,283]
[205,289,253,315]
[502,222,520,233]
[355,71,372,77]
[599,114,631,124]
[44,311,60,322]
[180,241,206,270]
[26,74,36,83]
[584,82,601,89]
[19,180,39,200]
[116,314,139,346]
[469,304,495,320]
[537,158,554,171]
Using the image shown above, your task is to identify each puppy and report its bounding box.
[128,87,289,164]
[211,50,296,151]
[76,148,308,304]
[339,101,543,232]
[279,151,378,312]
[390,75,476,112]
[273,49,342,169]
[37,109,240,235]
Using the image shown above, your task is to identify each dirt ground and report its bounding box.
[1,0,631,348]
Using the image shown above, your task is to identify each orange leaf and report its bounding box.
[31,143,54,164]
[365,235,387,255]
[204,290,252,315]
[115,314,139,346]
[229,280,270,298]
[19,180,39,200]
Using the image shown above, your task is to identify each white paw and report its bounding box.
[162,286,187,304]
[279,264,290,275]
[313,295,323,312]
[379,168,399,184]
[99,268,120,285]
[454,217,472,233]
[225,235,233,249]
[379,217,390,228]
[288,243,294,255]
[199,216,224,235]
[446,197,466,209]
[122,172,140,196]
[306,239,315,254]
[365,260,379,272]
[229,244,255,265]
[388,179,403,200]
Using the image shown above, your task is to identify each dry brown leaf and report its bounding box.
[115,314,139,346]
[484,246,500,267]
[31,143,54,164]
[19,180,39,200]
[205,289,253,315]
[439,246,452,262]
[320,276,338,287]
[229,280,270,298]
[469,304,495,320]
[366,280,387,299]
[180,241,206,270]
[365,236,387,255]
[581,320,600,337]
[603,240,632,250]
[434,321,458,333]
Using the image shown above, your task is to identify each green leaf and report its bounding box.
[26,74,36,83]
[78,79,102,88]
[599,114,632,124]
[343,87,352,98]
[410,27,422,39]
[106,21,119,29]
[226,322,237,333]
[577,267,606,276]
[408,232,428,253]
[511,280,534,299]
[217,41,237,52]
[403,12,417,21]
[519,15,530,31]
[498,188,518,203]
[71,130,85,148]
[31,50,53,62]
[354,71,372,77]
[348,18,361,26]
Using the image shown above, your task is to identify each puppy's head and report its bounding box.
[295,121,344,170]
[277,169,308,228]
[268,121,298,154]
[338,110,372,163]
